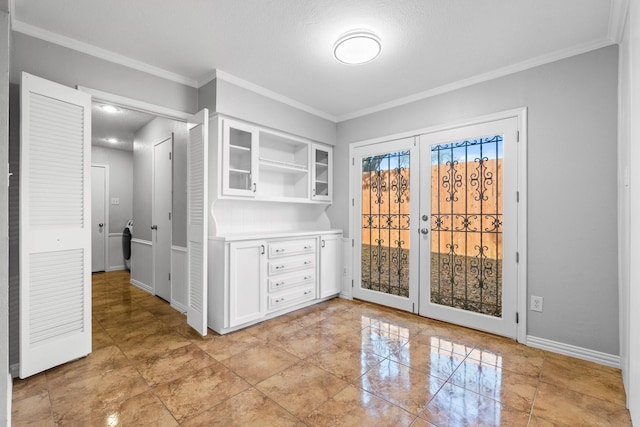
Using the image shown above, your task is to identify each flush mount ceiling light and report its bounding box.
[333,31,382,65]
[106,138,119,144]
[99,104,120,113]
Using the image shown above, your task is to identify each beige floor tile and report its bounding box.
[306,343,385,383]
[270,325,352,359]
[11,373,49,401]
[182,388,299,427]
[420,382,531,427]
[467,338,545,378]
[305,384,416,427]
[153,364,250,423]
[45,345,130,388]
[11,390,53,427]
[531,382,632,426]
[134,343,217,386]
[447,357,538,412]
[222,345,300,385]
[256,360,349,418]
[359,358,446,415]
[541,352,626,406]
[193,333,262,362]
[117,329,193,362]
[388,339,467,381]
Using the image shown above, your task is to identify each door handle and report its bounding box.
[420,228,429,235]
[151,225,158,230]
[98,223,104,228]
[422,215,429,221]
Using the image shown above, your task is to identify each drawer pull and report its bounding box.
[275,248,285,253]
[304,290,312,295]
[304,261,312,265]
[275,265,285,270]
[275,298,285,304]
[275,281,285,287]
[303,245,312,249]
[304,276,311,280]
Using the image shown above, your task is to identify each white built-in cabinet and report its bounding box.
[219,117,332,203]
[210,230,342,334]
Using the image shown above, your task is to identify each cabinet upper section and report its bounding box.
[214,117,333,203]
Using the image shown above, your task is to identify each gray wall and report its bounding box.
[133,117,188,247]
[91,146,134,234]
[201,78,336,145]
[8,84,18,372]
[335,46,620,356]
[10,33,198,114]
[0,5,10,425]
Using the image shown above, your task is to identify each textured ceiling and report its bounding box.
[13,0,621,119]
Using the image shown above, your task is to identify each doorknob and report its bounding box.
[98,223,104,228]
[151,225,158,230]
[420,228,429,235]
[422,215,429,221]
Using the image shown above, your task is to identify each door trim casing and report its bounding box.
[91,163,109,272]
[349,108,528,343]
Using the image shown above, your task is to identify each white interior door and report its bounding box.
[186,109,209,336]
[91,165,107,272]
[19,72,92,378]
[352,138,420,313]
[419,118,519,338]
[153,136,173,302]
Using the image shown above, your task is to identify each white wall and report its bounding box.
[335,46,620,357]
[0,4,10,425]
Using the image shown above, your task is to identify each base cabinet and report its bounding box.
[210,230,341,334]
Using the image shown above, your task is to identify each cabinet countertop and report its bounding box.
[209,229,343,242]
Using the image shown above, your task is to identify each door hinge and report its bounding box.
[169,152,172,160]
[516,312,519,324]
[413,302,415,313]
[516,131,520,142]
[352,198,354,206]
[168,272,171,281]
[516,191,520,202]
[352,158,354,166]
[516,252,520,263]
[352,239,354,247]
[351,279,354,288]
[168,212,171,220]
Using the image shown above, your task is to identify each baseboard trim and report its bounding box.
[9,364,19,379]
[130,279,153,294]
[171,301,187,314]
[107,265,125,272]
[527,335,620,368]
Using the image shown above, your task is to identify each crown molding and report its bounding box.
[11,18,199,88]
[210,69,337,122]
[337,38,615,122]
[608,0,630,43]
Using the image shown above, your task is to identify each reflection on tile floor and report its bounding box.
[12,271,632,426]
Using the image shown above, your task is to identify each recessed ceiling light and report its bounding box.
[106,138,119,144]
[100,104,121,113]
[333,31,382,65]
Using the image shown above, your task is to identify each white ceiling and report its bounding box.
[12,0,625,121]
[91,103,154,151]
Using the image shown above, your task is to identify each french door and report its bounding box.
[353,138,420,312]
[352,117,520,338]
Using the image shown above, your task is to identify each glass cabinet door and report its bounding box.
[311,145,332,201]
[222,119,259,196]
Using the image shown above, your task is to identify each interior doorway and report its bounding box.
[351,112,525,340]
[91,164,108,272]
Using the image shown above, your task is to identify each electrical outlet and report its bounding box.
[530,295,543,312]
[111,197,120,205]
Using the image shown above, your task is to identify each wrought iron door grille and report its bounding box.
[361,150,411,297]
[431,135,504,317]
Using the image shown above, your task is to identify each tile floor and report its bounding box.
[11,271,632,426]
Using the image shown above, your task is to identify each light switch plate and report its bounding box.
[111,197,120,205]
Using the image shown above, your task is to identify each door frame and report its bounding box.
[349,108,528,342]
[91,163,109,272]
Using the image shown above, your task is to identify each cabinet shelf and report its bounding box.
[260,158,308,174]
[230,144,251,152]
[229,168,251,175]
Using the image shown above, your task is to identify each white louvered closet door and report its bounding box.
[19,73,92,378]
[186,109,209,336]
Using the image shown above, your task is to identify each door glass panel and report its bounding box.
[430,135,503,317]
[361,150,411,297]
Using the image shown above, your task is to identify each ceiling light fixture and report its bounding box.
[333,31,382,65]
[106,138,119,144]
[100,104,120,113]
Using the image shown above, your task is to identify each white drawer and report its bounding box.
[268,238,316,258]
[268,285,316,312]
[268,256,314,275]
[268,271,314,292]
